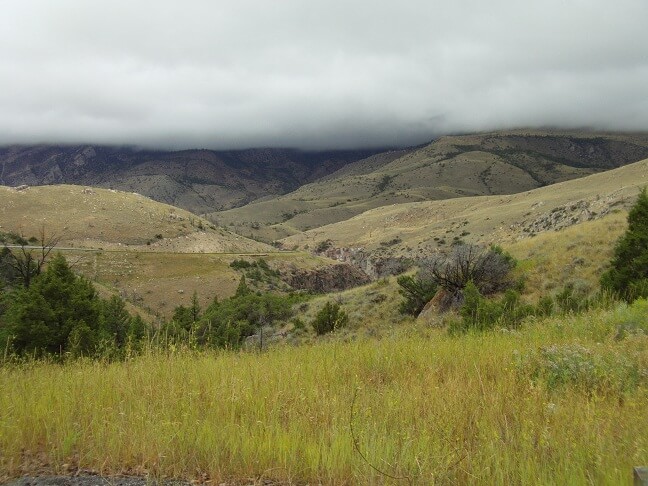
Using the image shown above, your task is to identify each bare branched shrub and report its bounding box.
[420,245,514,294]
[419,244,515,297]
[1,226,61,288]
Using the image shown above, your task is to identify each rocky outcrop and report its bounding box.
[510,195,631,239]
[281,263,371,293]
[318,246,413,278]
[417,288,465,322]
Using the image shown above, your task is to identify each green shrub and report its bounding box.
[312,302,349,335]
[230,259,253,270]
[420,244,516,311]
[191,291,305,348]
[612,298,648,340]
[517,343,647,394]
[601,187,648,301]
[396,274,437,316]
[450,281,534,334]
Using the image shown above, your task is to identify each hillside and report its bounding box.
[0,184,271,253]
[0,145,383,215]
[212,130,648,242]
[280,157,648,260]
[0,184,361,319]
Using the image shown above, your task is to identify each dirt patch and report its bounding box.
[5,477,188,486]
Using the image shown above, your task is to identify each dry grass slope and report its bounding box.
[0,184,271,253]
[280,157,648,257]
[212,130,648,242]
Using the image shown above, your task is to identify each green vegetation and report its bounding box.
[1,301,646,484]
[311,301,349,335]
[397,244,515,316]
[373,174,392,194]
[163,277,310,349]
[396,274,438,315]
[0,254,149,359]
[601,187,648,300]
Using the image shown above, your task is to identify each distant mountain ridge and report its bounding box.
[0,145,385,214]
[212,130,648,242]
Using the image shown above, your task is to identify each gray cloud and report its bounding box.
[1,0,647,149]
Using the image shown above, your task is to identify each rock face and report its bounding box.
[281,263,371,293]
[318,246,413,278]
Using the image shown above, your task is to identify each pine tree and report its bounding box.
[1,253,104,356]
[235,275,251,297]
[601,188,648,300]
[101,295,131,347]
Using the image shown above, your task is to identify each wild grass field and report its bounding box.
[1,300,647,485]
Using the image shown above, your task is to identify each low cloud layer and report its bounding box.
[1,0,647,149]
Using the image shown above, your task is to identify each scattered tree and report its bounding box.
[1,227,60,288]
[601,188,648,300]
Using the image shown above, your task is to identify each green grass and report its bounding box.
[1,302,647,485]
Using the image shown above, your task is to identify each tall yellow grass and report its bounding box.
[1,306,647,485]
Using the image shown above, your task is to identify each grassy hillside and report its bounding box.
[0,184,271,253]
[280,157,648,257]
[68,250,327,320]
[2,302,647,484]
[2,138,647,485]
[212,130,648,242]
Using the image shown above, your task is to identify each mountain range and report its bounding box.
[0,145,384,215]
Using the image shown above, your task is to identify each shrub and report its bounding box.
[396,274,438,315]
[517,343,647,394]
[315,239,333,253]
[418,244,516,311]
[190,291,306,348]
[230,259,253,270]
[312,302,348,335]
[450,281,534,333]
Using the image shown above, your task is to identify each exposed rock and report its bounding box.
[418,288,464,321]
[510,195,634,240]
[317,246,413,278]
[281,263,371,293]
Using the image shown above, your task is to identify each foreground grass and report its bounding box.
[1,305,647,485]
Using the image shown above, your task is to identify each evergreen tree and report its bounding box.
[601,188,648,300]
[128,314,147,343]
[172,304,193,332]
[190,290,201,322]
[101,295,131,347]
[235,275,251,297]
[0,253,138,358]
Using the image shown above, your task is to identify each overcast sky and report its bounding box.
[1,0,647,150]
